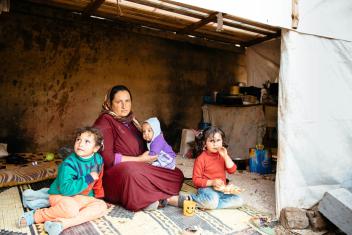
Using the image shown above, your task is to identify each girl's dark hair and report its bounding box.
[109,85,132,103]
[193,126,228,157]
[75,127,104,149]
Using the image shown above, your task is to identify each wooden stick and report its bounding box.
[82,0,105,16]
[177,11,219,34]
[291,0,299,29]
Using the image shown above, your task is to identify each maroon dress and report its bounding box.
[94,113,184,211]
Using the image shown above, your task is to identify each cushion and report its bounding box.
[0,153,62,188]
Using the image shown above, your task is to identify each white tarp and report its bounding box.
[245,38,280,87]
[276,29,352,214]
[296,0,352,42]
[174,0,291,29]
[175,0,352,41]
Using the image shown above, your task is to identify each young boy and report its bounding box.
[142,117,176,170]
[18,127,107,235]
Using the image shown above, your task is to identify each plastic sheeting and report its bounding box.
[276,29,352,214]
[176,0,352,42]
[245,39,280,87]
[296,0,352,42]
[174,0,291,29]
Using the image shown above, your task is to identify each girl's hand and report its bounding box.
[218,147,229,158]
[223,184,243,194]
[212,178,225,188]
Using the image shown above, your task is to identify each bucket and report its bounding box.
[233,158,249,171]
[249,148,272,174]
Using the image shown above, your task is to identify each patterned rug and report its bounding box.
[0,180,269,235]
[0,153,62,188]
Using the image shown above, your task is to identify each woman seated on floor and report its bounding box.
[93,85,184,211]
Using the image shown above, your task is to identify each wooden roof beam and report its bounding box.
[242,31,281,47]
[177,11,219,34]
[108,11,244,46]
[133,26,244,53]
[124,0,206,19]
[161,0,278,32]
[222,20,277,36]
[83,0,105,17]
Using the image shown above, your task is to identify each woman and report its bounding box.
[93,85,184,211]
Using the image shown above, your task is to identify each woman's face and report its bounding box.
[111,90,132,117]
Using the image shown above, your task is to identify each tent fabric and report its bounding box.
[177,0,352,42]
[245,39,280,87]
[276,29,352,214]
[296,0,352,42]
[175,0,291,30]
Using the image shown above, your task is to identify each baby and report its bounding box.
[142,117,176,170]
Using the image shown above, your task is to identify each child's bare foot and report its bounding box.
[167,194,190,208]
[166,195,178,207]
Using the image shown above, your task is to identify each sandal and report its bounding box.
[18,210,35,228]
[158,195,191,208]
[178,194,191,208]
[158,199,168,208]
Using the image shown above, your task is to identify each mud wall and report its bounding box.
[0,5,246,152]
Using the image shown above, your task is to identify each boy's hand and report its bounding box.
[91,164,102,174]
[90,172,99,180]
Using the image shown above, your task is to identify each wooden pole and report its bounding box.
[291,0,299,29]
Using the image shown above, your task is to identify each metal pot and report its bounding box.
[233,158,249,170]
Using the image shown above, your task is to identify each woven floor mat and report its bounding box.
[0,180,266,235]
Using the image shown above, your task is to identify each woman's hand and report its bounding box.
[139,151,157,163]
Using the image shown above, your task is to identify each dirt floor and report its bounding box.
[176,156,276,216]
[176,157,346,235]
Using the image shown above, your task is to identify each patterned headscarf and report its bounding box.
[100,87,142,131]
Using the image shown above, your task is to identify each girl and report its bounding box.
[189,126,244,209]
[18,127,107,235]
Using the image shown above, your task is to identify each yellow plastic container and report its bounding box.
[183,199,196,216]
